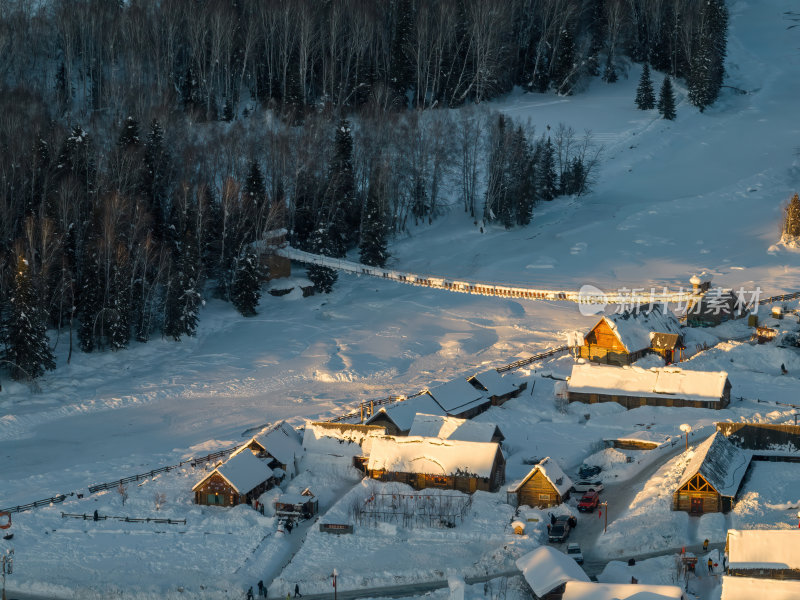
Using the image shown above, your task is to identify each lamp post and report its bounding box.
[600,501,608,533]
[680,424,692,450]
[331,568,338,600]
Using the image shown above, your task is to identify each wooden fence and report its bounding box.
[61,512,186,525]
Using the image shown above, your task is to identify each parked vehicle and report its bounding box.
[549,515,572,543]
[578,491,600,512]
[567,543,584,565]
[573,480,604,494]
[578,464,602,479]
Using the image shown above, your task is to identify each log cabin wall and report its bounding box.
[515,470,562,509]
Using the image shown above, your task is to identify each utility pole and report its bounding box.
[600,501,608,533]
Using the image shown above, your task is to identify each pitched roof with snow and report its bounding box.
[610,430,672,446]
[366,436,501,478]
[677,432,752,497]
[365,394,447,432]
[726,530,800,570]
[562,581,684,600]
[408,413,503,443]
[469,369,522,398]
[721,576,800,600]
[252,421,304,466]
[508,456,573,496]
[568,363,729,402]
[302,421,386,456]
[592,306,681,353]
[193,450,273,494]
[516,546,590,597]
[424,378,489,415]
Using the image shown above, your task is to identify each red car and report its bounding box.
[577,490,600,512]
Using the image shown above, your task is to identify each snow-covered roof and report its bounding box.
[275,491,315,506]
[193,450,273,494]
[592,306,681,353]
[721,576,800,600]
[366,436,501,478]
[563,581,684,600]
[365,394,447,432]
[469,369,521,398]
[726,530,800,570]
[568,363,729,402]
[677,432,751,497]
[424,378,489,415]
[508,456,573,496]
[611,430,671,445]
[408,413,503,444]
[252,421,304,466]
[690,272,713,286]
[516,546,590,597]
[302,421,386,456]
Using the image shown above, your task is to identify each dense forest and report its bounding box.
[0,0,728,381]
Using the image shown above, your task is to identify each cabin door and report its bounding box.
[690,497,703,514]
[665,350,673,364]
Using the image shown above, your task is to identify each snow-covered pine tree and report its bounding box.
[688,0,728,112]
[552,26,577,95]
[324,119,355,254]
[484,114,509,225]
[108,250,131,350]
[537,137,558,201]
[509,126,536,226]
[78,243,105,352]
[359,163,390,267]
[603,53,618,83]
[658,76,677,120]
[635,63,656,110]
[243,159,266,236]
[389,0,415,103]
[142,119,170,240]
[307,225,338,293]
[118,116,141,148]
[4,255,55,380]
[222,97,234,122]
[163,217,202,339]
[231,247,262,317]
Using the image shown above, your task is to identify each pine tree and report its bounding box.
[117,116,141,148]
[389,0,415,104]
[508,126,536,226]
[635,63,656,110]
[142,119,170,239]
[688,0,728,112]
[359,164,390,267]
[537,137,558,201]
[658,76,677,120]
[3,256,55,380]
[307,225,338,293]
[182,65,199,114]
[324,120,355,254]
[108,250,131,350]
[552,26,577,95]
[222,97,234,122]
[484,114,509,224]
[243,159,266,234]
[78,244,105,352]
[603,53,618,83]
[231,247,262,316]
[785,193,800,238]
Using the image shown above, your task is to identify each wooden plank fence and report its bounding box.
[61,512,186,525]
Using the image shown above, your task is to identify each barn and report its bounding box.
[725,529,800,580]
[673,432,751,514]
[566,362,731,410]
[578,306,683,366]
[241,421,304,476]
[192,448,275,507]
[366,436,506,493]
[516,546,590,600]
[507,457,573,509]
[408,413,505,444]
[468,369,527,406]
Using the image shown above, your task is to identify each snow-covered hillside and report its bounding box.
[1,0,799,598]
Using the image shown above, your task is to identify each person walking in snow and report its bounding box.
[257,581,265,598]
[703,539,709,551]
[707,558,713,574]
[294,583,302,598]
[246,586,254,600]
[781,363,788,375]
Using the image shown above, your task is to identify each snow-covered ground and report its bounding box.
[1,0,800,598]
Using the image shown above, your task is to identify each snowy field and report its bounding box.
[1,0,800,598]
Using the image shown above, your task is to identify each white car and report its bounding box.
[567,542,584,565]
[573,480,604,494]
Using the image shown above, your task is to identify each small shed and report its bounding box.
[468,369,527,406]
[754,326,777,344]
[562,581,685,600]
[192,449,275,507]
[726,529,800,580]
[408,413,505,444]
[516,546,590,600]
[242,421,304,476]
[605,430,671,450]
[673,432,752,514]
[578,306,682,366]
[274,488,319,519]
[721,576,800,600]
[567,362,731,410]
[507,457,573,509]
[364,394,447,435]
[366,435,506,493]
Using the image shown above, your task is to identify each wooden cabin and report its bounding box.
[423,378,492,420]
[673,432,751,514]
[241,421,303,476]
[274,488,318,519]
[517,546,591,600]
[567,362,732,410]
[366,436,506,493]
[364,394,447,435]
[754,326,777,344]
[721,576,800,600]
[686,289,740,328]
[726,530,800,580]
[605,430,671,450]
[507,457,572,509]
[192,449,274,507]
[716,422,800,453]
[408,413,505,444]
[578,305,683,366]
[255,228,291,281]
[468,369,527,406]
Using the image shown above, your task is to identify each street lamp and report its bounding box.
[680,424,692,450]
[600,501,608,533]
